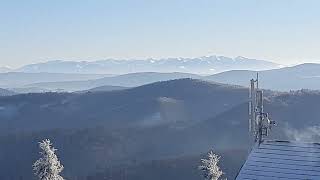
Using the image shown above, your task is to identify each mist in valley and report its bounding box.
[2,1,320,179]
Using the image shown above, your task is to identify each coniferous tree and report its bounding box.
[199,150,223,180]
[33,139,64,180]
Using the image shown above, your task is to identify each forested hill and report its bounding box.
[0,78,248,133]
[2,79,320,179]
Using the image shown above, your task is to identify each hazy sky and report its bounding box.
[1,0,320,68]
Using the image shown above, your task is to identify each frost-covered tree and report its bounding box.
[33,139,64,180]
[199,150,223,180]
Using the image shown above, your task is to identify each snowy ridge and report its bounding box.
[15,56,281,74]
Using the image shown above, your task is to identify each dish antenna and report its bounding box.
[249,73,275,144]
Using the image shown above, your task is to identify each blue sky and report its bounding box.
[1,0,320,67]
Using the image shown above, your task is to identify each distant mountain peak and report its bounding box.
[293,63,320,67]
[0,66,12,73]
[14,55,281,75]
[0,88,16,96]
[235,56,248,60]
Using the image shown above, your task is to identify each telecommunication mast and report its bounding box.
[249,73,275,144]
[237,75,320,179]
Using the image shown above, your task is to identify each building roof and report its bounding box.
[236,140,320,180]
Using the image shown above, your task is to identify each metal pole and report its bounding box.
[256,72,259,89]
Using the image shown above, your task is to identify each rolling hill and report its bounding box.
[0,79,248,133]
[2,79,320,179]
[76,85,128,93]
[0,72,111,88]
[206,63,320,91]
[24,72,202,91]
[0,79,250,179]
[8,87,52,94]
[21,63,320,92]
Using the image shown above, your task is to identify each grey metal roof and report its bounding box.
[236,140,320,180]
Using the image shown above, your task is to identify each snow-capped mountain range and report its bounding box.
[0,66,12,73]
[4,56,281,74]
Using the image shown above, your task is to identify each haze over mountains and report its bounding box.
[1,57,320,180]
[2,56,320,92]
[206,63,320,91]
[4,0,320,179]
[3,55,280,75]
[25,72,201,91]
[0,79,249,179]
[0,72,111,88]
[1,79,320,180]
[2,56,320,179]
[2,63,318,92]
[0,55,285,92]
